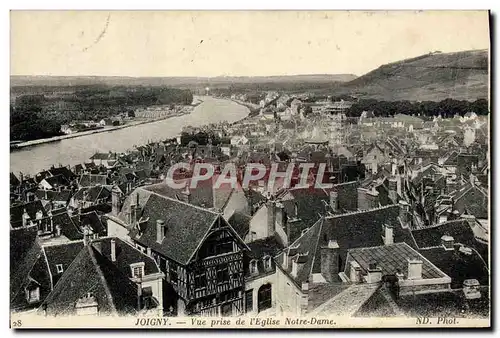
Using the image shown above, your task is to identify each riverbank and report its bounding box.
[11,97,250,175]
[230,99,261,117]
[10,110,191,151]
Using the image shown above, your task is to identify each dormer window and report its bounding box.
[249,259,258,275]
[130,262,145,279]
[25,285,40,304]
[56,264,64,274]
[263,256,272,271]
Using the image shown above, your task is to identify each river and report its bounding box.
[10,96,249,176]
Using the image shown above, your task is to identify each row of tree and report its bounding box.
[346,98,489,118]
[11,86,194,141]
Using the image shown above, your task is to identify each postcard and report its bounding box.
[9,10,490,329]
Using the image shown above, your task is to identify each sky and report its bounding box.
[10,10,490,77]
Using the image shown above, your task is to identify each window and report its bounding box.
[130,262,145,279]
[263,256,272,271]
[194,273,207,289]
[245,290,253,313]
[56,264,64,274]
[249,260,258,275]
[25,286,40,304]
[170,266,178,284]
[216,267,229,283]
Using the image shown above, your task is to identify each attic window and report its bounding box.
[263,256,272,270]
[249,260,258,275]
[56,264,64,274]
[25,286,40,304]
[130,262,145,279]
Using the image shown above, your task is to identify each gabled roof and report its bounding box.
[125,188,223,265]
[48,167,76,182]
[10,173,20,186]
[313,205,412,274]
[78,174,109,187]
[410,219,488,262]
[43,241,84,286]
[41,245,139,316]
[34,189,72,203]
[70,211,107,239]
[10,200,47,228]
[347,242,447,279]
[72,186,111,203]
[275,218,324,287]
[41,174,70,188]
[91,237,160,278]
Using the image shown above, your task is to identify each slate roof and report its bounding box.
[41,245,139,316]
[34,189,72,203]
[43,241,84,286]
[228,212,252,239]
[70,211,107,239]
[10,173,20,187]
[79,174,110,187]
[48,167,76,182]
[347,242,446,279]
[91,237,160,277]
[450,184,488,219]
[312,205,413,275]
[10,227,52,312]
[418,246,489,288]
[10,200,47,228]
[41,174,70,188]
[125,188,222,265]
[72,186,111,203]
[142,179,235,210]
[410,219,488,262]
[275,218,324,287]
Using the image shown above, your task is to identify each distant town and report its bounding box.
[10,88,489,319]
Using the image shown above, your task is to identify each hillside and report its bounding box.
[339,49,489,101]
[10,74,357,88]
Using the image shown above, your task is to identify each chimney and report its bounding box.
[441,235,454,250]
[291,253,308,278]
[156,219,165,243]
[266,199,276,238]
[22,209,30,228]
[320,240,340,282]
[383,223,394,245]
[111,186,122,215]
[282,249,289,269]
[93,241,102,254]
[329,190,338,213]
[366,261,383,284]
[349,260,362,283]
[388,178,398,203]
[130,204,137,226]
[399,200,410,226]
[407,259,423,280]
[111,239,116,262]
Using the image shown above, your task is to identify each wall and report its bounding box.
[247,204,270,242]
[106,218,131,243]
[141,276,164,316]
[245,273,277,314]
[275,267,305,316]
[223,189,249,219]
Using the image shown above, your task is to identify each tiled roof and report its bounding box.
[78,174,109,187]
[347,242,446,279]
[418,246,489,288]
[312,205,406,274]
[72,186,111,203]
[10,200,47,228]
[42,174,70,188]
[34,189,72,202]
[91,237,160,277]
[70,211,106,239]
[228,212,252,239]
[411,219,488,262]
[43,241,84,286]
[126,188,221,265]
[275,218,324,287]
[41,245,138,316]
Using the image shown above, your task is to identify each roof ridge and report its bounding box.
[326,204,397,219]
[87,246,118,314]
[139,186,220,215]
